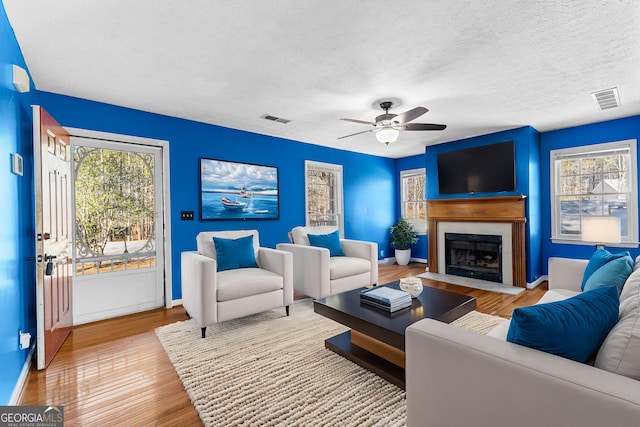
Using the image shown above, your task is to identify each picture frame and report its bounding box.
[200,158,280,220]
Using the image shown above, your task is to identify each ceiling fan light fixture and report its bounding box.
[375,128,399,144]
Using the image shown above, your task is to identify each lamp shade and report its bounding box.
[375,128,399,144]
[582,216,621,245]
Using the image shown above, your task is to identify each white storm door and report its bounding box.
[71,137,165,324]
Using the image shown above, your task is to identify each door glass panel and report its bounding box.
[74,146,156,275]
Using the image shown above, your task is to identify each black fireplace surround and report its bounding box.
[445,232,502,283]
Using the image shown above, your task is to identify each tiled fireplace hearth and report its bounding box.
[427,196,526,287]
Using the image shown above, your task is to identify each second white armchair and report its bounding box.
[276,226,378,299]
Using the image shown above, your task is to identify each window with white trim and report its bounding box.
[550,139,638,245]
[305,161,343,234]
[401,168,427,234]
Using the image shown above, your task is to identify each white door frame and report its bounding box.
[65,127,173,308]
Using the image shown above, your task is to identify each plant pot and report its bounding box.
[395,248,411,266]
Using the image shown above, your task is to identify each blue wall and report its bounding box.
[0,4,36,405]
[5,0,640,405]
[425,127,543,283]
[540,116,640,270]
[394,154,427,260]
[34,91,397,301]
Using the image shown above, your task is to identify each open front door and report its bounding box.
[33,106,73,370]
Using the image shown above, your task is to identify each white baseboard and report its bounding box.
[527,275,547,289]
[378,257,427,264]
[10,345,35,405]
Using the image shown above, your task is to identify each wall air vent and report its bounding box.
[260,114,291,124]
[591,87,621,110]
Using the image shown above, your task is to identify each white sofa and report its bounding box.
[276,226,377,299]
[181,230,293,338]
[405,256,640,427]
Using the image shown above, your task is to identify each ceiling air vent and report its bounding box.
[591,88,621,110]
[260,114,291,124]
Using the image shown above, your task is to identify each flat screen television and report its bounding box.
[437,141,516,195]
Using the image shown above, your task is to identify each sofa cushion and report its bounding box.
[619,255,640,304]
[329,256,371,280]
[308,230,345,256]
[581,248,631,290]
[583,255,633,294]
[506,285,620,363]
[213,235,259,271]
[216,268,283,301]
[595,279,640,379]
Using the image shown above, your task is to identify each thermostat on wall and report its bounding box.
[12,153,23,176]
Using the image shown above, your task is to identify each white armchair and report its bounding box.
[181,230,293,338]
[276,226,378,299]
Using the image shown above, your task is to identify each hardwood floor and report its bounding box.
[18,262,547,426]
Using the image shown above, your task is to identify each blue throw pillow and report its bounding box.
[581,248,631,290]
[212,235,259,272]
[583,255,633,294]
[506,285,619,363]
[307,230,344,257]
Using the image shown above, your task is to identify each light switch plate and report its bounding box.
[11,153,23,176]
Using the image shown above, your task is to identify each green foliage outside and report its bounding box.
[74,148,154,256]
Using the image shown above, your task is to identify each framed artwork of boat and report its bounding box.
[200,158,280,220]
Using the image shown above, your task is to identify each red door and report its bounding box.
[33,106,73,369]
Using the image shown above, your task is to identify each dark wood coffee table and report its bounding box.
[313,280,476,389]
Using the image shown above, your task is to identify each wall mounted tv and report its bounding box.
[437,141,516,195]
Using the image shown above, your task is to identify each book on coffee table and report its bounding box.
[360,287,412,312]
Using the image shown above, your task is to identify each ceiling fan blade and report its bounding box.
[394,106,428,124]
[402,123,447,131]
[340,118,376,126]
[337,129,373,139]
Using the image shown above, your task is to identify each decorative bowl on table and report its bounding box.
[399,277,423,298]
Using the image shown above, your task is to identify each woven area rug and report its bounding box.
[156,299,506,426]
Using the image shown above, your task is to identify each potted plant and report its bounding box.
[390,218,418,265]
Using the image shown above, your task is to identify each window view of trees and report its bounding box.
[402,170,427,233]
[556,149,630,237]
[74,147,156,275]
[307,169,339,227]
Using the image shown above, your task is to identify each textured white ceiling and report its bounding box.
[4,1,640,158]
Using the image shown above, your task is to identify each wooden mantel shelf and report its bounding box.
[427,195,527,223]
[427,195,527,287]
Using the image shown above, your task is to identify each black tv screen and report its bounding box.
[437,141,516,195]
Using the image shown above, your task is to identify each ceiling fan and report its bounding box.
[338,101,446,145]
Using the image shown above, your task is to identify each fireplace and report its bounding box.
[427,196,527,287]
[445,233,502,283]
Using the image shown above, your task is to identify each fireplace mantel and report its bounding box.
[427,196,527,287]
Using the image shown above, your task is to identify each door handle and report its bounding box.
[44,254,57,276]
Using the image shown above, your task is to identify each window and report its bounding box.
[551,139,638,245]
[305,161,343,234]
[401,168,427,234]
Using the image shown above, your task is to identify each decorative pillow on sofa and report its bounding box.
[307,230,345,257]
[581,248,631,290]
[583,255,633,294]
[212,235,259,272]
[595,279,640,379]
[506,285,620,363]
